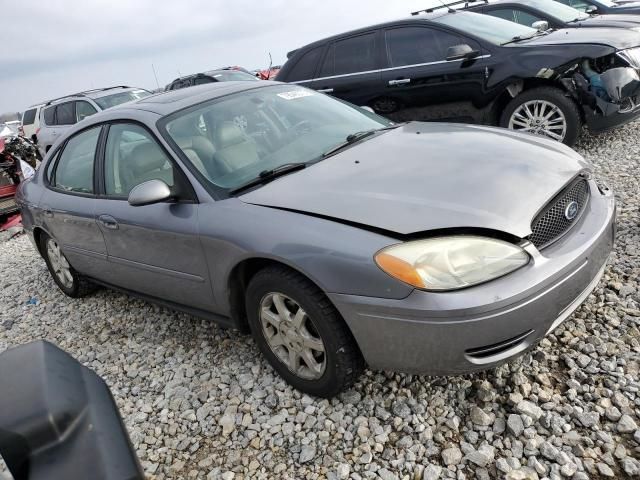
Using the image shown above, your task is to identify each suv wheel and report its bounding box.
[246,266,364,398]
[500,87,582,146]
[372,97,400,114]
[41,234,96,297]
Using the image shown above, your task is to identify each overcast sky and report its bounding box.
[1,0,436,114]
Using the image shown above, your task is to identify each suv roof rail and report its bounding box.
[411,0,487,15]
[43,86,132,106]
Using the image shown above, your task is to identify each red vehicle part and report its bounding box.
[0,137,21,217]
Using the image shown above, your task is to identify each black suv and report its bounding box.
[276,9,640,146]
[165,69,258,91]
[469,0,640,29]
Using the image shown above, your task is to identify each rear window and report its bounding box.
[22,109,37,126]
[286,47,324,82]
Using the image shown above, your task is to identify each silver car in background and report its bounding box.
[17,82,615,397]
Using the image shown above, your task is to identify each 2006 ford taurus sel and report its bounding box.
[17,82,615,397]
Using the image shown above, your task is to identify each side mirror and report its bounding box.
[585,5,598,13]
[0,341,143,480]
[128,179,172,207]
[532,20,549,32]
[446,44,480,62]
[360,106,375,113]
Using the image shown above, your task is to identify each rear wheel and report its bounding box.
[372,97,400,114]
[246,266,364,398]
[41,234,96,297]
[500,87,582,146]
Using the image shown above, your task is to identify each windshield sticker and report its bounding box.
[277,90,315,100]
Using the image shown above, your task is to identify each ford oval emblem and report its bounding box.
[565,201,579,221]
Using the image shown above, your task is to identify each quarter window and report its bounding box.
[287,46,324,81]
[53,127,101,194]
[76,101,98,122]
[328,33,378,76]
[55,102,75,125]
[43,106,55,125]
[386,27,464,67]
[104,123,175,197]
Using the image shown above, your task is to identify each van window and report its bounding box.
[22,109,37,126]
[329,33,378,76]
[287,46,324,81]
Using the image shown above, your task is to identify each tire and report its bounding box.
[40,233,97,298]
[372,97,400,114]
[499,86,582,147]
[246,266,365,398]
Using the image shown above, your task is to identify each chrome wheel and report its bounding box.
[46,238,73,289]
[508,100,567,142]
[259,293,327,380]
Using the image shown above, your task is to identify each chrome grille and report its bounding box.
[529,178,590,249]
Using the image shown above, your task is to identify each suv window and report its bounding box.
[194,76,214,85]
[386,27,463,67]
[76,101,98,122]
[287,46,324,81]
[52,127,101,194]
[55,102,76,125]
[104,123,175,197]
[43,106,56,125]
[22,108,37,125]
[325,33,377,76]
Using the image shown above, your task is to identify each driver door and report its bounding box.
[94,122,214,310]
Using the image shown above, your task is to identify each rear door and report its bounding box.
[313,31,384,107]
[380,25,490,122]
[94,122,214,310]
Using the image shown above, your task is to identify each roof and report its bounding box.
[43,86,146,107]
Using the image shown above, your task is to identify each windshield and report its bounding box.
[537,0,590,20]
[93,89,151,109]
[432,11,537,45]
[211,71,259,82]
[162,85,391,192]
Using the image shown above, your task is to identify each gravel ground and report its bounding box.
[1,125,640,480]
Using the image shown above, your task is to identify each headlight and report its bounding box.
[375,236,529,291]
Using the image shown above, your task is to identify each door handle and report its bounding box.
[98,215,119,230]
[388,79,411,86]
[318,88,334,93]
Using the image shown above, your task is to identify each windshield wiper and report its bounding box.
[229,163,307,195]
[322,125,401,158]
[501,29,549,46]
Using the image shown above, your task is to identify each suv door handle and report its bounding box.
[388,79,411,86]
[98,215,119,230]
[318,88,334,93]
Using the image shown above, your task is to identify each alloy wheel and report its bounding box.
[508,100,567,142]
[46,238,74,289]
[259,292,327,380]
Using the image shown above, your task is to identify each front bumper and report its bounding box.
[586,100,640,133]
[330,181,616,375]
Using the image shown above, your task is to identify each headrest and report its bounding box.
[215,122,245,148]
[130,142,167,175]
[170,116,200,138]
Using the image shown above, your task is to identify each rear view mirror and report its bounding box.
[446,44,480,62]
[0,341,143,480]
[128,179,172,207]
[532,20,549,32]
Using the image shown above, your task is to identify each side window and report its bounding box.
[570,0,590,11]
[194,76,215,85]
[43,106,56,125]
[515,10,543,26]
[55,102,75,125]
[22,109,37,126]
[104,123,175,197]
[52,127,101,194]
[486,9,517,22]
[386,27,464,67]
[286,46,324,82]
[76,101,98,122]
[331,33,378,76]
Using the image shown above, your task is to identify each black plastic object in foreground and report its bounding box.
[0,340,143,480]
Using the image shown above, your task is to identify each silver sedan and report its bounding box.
[17,82,615,397]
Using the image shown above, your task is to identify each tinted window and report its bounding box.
[43,106,56,125]
[53,127,101,193]
[486,9,517,22]
[93,90,151,110]
[194,76,215,85]
[386,27,463,66]
[55,102,75,125]
[104,123,175,197]
[76,101,98,122]
[331,33,377,76]
[516,10,543,26]
[287,47,324,81]
[22,109,37,125]
[432,11,536,45]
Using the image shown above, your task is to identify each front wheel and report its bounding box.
[500,87,582,147]
[41,234,96,297]
[246,266,364,398]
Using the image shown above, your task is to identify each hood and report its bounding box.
[525,27,640,50]
[240,123,589,238]
[580,14,640,26]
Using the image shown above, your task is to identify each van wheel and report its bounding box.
[41,234,96,297]
[500,87,582,147]
[246,266,364,398]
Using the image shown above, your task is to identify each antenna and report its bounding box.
[268,52,273,79]
[437,0,456,12]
